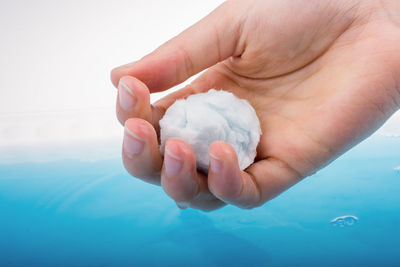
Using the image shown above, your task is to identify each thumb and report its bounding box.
[111,2,243,92]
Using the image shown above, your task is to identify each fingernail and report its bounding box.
[124,128,144,155]
[119,80,137,111]
[164,147,183,177]
[210,153,223,173]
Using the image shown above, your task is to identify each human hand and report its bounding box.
[111,0,400,210]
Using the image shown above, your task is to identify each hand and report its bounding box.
[110,0,400,210]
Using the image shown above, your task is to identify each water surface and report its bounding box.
[0,136,399,266]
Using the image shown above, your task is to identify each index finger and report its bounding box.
[110,1,241,92]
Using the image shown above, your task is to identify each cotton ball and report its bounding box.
[159,89,262,173]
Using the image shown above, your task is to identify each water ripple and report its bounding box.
[330,215,359,227]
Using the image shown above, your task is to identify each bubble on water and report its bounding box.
[330,215,359,227]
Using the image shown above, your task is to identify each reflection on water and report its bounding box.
[394,166,400,174]
[165,210,268,266]
[0,135,399,266]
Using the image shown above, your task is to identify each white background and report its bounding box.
[0,0,398,161]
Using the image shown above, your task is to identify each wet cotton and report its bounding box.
[159,89,262,173]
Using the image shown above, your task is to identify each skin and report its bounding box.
[110,0,400,211]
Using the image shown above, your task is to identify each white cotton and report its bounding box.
[159,89,262,173]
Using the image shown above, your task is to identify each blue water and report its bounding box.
[1,136,399,266]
